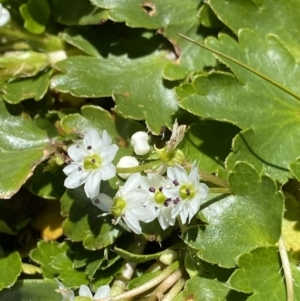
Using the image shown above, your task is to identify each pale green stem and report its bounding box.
[95,261,180,301]
[144,261,163,273]
[178,33,300,102]
[278,235,294,301]
[144,267,184,301]
[0,28,41,42]
[199,170,228,188]
[110,240,147,300]
[116,160,161,173]
[209,188,231,194]
[161,277,186,301]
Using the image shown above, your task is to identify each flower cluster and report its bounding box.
[92,163,208,234]
[63,125,209,234]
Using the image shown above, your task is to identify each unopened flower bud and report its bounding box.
[159,249,178,265]
[117,156,139,179]
[0,5,10,27]
[131,131,150,155]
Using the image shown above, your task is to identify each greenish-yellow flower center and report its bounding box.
[111,197,126,217]
[83,154,101,170]
[154,191,166,204]
[179,184,195,200]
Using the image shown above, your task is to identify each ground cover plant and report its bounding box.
[0,0,299,300]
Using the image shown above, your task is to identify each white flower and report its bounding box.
[0,5,10,27]
[141,173,176,230]
[131,131,150,155]
[55,279,75,301]
[79,284,110,300]
[92,173,153,234]
[117,156,139,179]
[63,128,118,199]
[164,163,208,224]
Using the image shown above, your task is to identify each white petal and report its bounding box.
[79,285,93,298]
[64,170,89,189]
[99,163,116,181]
[126,189,149,205]
[141,173,165,189]
[63,164,80,176]
[68,144,86,162]
[94,285,110,299]
[198,183,209,199]
[180,209,188,224]
[189,166,199,185]
[173,164,189,183]
[157,214,169,230]
[163,186,179,198]
[101,130,113,148]
[187,199,200,221]
[167,166,176,181]
[122,173,141,194]
[123,214,142,234]
[131,206,154,222]
[101,144,119,163]
[83,128,100,149]
[162,206,177,225]
[84,173,101,198]
[92,193,113,212]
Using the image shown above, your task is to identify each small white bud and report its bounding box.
[0,5,10,27]
[159,250,178,265]
[131,131,150,155]
[117,156,139,179]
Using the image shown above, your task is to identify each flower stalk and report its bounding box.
[94,261,180,301]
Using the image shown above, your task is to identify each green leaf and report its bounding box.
[178,29,300,182]
[114,247,164,264]
[51,52,178,133]
[61,187,122,250]
[0,279,61,301]
[92,0,215,80]
[59,269,88,288]
[50,253,73,270]
[30,241,68,278]
[290,158,300,181]
[20,0,50,34]
[59,27,101,57]
[208,0,300,61]
[182,277,247,301]
[198,3,223,28]
[26,163,66,200]
[183,162,284,268]
[228,246,285,300]
[50,0,108,25]
[179,120,239,173]
[0,252,22,291]
[0,220,17,235]
[0,100,52,198]
[61,105,144,143]
[127,270,161,290]
[282,193,300,252]
[3,71,50,104]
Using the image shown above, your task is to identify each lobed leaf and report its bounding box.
[183,162,284,268]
